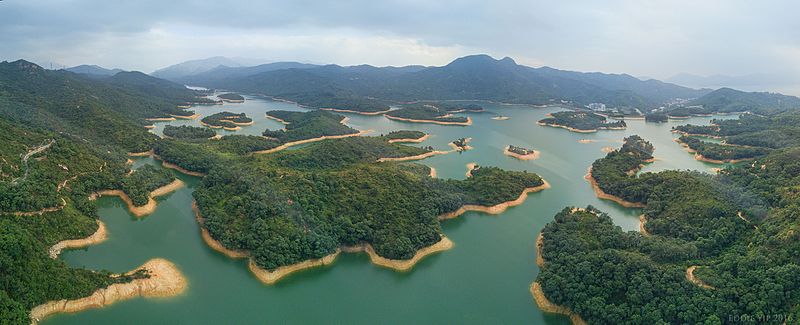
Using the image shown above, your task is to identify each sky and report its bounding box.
[1,0,799,90]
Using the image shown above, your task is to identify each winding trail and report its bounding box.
[686,266,715,289]
[11,139,55,185]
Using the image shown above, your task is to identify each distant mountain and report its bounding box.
[65,64,124,77]
[666,72,797,89]
[186,54,709,112]
[152,56,262,80]
[688,87,800,115]
[172,61,319,85]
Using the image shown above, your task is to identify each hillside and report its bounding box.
[179,54,708,111]
[687,87,800,115]
[65,64,124,77]
[0,60,203,152]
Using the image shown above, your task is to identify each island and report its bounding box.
[218,92,245,103]
[644,112,668,123]
[163,125,217,140]
[383,130,429,143]
[384,105,472,126]
[200,112,253,130]
[538,111,626,132]
[422,102,485,113]
[177,135,547,283]
[504,145,539,160]
[449,137,473,151]
[491,115,510,121]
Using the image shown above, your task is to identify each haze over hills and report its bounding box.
[169,54,710,110]
[65,64,125,77]
[150,56,271,80]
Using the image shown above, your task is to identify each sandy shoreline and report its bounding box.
[504,146,540,160]
[387,133,430,143]
[264,114,290,124]
[686,266,715,289]
[145,117,176,122]
[153,155,208,177]
[376,150,450,162]
[170,113,201,120]
[577,139,597,143]
[465,162,478,177]
[89,179,184,217]
[252,130,371,155]
[530,282,587,325]
[536,232,545,267]
[320,107,392,115]
[49,220,108,259]
[30,258,187,324]
[639,215,650,236]
[127,149,154,157]
[584,168,645,208]
[537,121,597,133]
[491,116,510,121]
[438,180,550,220]
[429,167,437,178]
[601,146,615,153]
[384,114,473,126]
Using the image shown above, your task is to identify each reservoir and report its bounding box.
[49,97,735,324]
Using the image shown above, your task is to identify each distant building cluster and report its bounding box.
[587,103,607,111]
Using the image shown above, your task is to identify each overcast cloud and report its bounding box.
[1,0,799,89]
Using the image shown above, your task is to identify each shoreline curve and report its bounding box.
[30,258,187,324]
[49,220,108,259]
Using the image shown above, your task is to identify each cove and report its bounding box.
[48,97,735,324]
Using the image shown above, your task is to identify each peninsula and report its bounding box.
[538,111,626,132]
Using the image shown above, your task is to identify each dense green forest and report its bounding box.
[200,112,252,129]
[217,93,244,101]
[0,60,208,152]
[191,135,544,269]
[538,111,626,131]
[676,112,800,149]
[645,112,668,122]
[537,131,800,324]
[384,105,470,123]
[678,135,771,162]
[0,122,157,324]
[420,101,484,112]
[383,130,426,141]
[263,110,358,142]
[163,125,217,140]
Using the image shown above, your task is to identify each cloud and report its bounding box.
[1,0,799,87]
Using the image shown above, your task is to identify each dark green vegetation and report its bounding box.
[201,112,252,129]
[189,135,544,270]
[383,130,426,141]
[644,112,668,123]
[263,110,358,142]
[507,145,535,155]
[178,55,709,111]
[119,165,175,206]
[672,112,800,163]
[678,136,771,162]
[218,93,244,101]
[538,131,800,324]
[0,60,208,152]
[385,105,469,123]
[538,111,626,131]
[685,87,800,116]
[163,125,216,140]
[421,101,484,112]
[0,126,138,323]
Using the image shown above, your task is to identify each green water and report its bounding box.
[49,98,736,324]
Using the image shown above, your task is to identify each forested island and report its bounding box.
[163,125,217,140]
[263,110,361,144]
[187,135,546,281]
[536,130,800,324]
[644,112,668,123]
[200,112,253,130]
[421,102,484,113]
[383,130,428,143]
[384,105,472,125]
[449,137,472,151]
[218,92,245,103]
[504,145,539,160]
[538,111,626,132]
